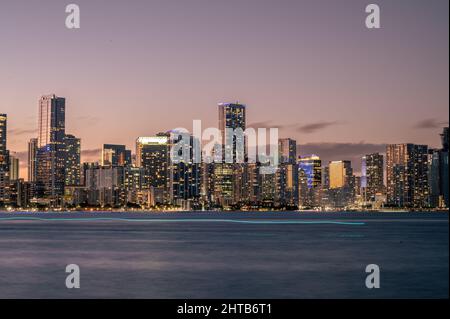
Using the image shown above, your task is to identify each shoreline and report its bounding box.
[0,209,448,214]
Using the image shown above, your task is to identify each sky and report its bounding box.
[0,0,448,179]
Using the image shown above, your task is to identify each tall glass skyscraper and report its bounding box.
[299,155,322,189]
[0,114,10,203]
[136,134,170,203]
[364,153,384,200]
[9,156,19,181]
[440,127,449,207]
[218,102,246,161]
[215,102,246,208]
[27,138,38,182]
[36,95,66,204]
[0,114,7,161]
[167,131,201,209]
[278,138,297,164]
[64,134,81,186]
[386,144,429,208]
[329,161,352,189]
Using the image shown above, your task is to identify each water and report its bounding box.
[0,211,448,298]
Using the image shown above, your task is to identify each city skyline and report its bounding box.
[1,0,448,179]
[1,95,448,210]
[3,95,449,180]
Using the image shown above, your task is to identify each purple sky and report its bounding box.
[0,0,448,178]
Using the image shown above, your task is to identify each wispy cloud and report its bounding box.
[414,118,448,129]
[247,121,342,134]
[247,121,291,129]
[296,121,340,134]
[9,128,37,136]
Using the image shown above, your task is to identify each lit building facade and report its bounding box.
[298,154,322,207]
[329,161,352,189]
[64,134,81,186]
[364,153,384,200]
[386,144,429,208]
[9,156,19,181]
[215,102,247,208]
[0,114,10,204]
[136,134,170,203]
[28,138,38,182]
[35,95,66,204]
[167,131,201,209]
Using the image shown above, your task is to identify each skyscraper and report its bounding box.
[299,155,322,189]
[36,95,66,204]
[9,156,19,181]
[329,161,352,189]
[167,131,201,209]
[218,102,246,161]
[298,155,322,207]
[386,144,429,208]
[428,148,441,207]
[0,114,10,203]
[440,127,449,207]
[215,102,247,208]
[273,138,298,207]
[136,134,170,203]
[83,163,125,207]
[429,127,449,208]
[327,160,354,208]
[0,114,7,162]
[277,160,298,207]
[64,134,81,186]
[28,138,38,182]
[279,138,297,164]
[441,127,449,152]
[364,153,384,200]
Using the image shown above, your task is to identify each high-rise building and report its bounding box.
[102,144,132,166]
[64,134,81,186]
[326,160,354,208]
[298,155,322,207]
[0,114,7,161]
[215,102,247,208]
[9,156,19,181]
[0,114,10,203]
[123,166,146,205]
[242,162,261,204]
[386,144,429,207]
[299,155,322,189]
[28,138,38,182]
[428,127,449,208]
[218,102,246,161]
[329,161,352,189]
[35,95,66,204]
[136,134,170,203]
[279,138,297,164]
[83,163,125,207]
[364,153,384,200]
[440,128,449,207]
[428,149,441,207]
[277,162,298,207]
[167,131,201,209]
[441,127,449,152]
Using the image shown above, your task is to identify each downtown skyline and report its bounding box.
[1,95,448,210]
[3,95,448,181]
[4,94,449,181]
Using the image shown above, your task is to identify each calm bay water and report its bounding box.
[0,211,448,299]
